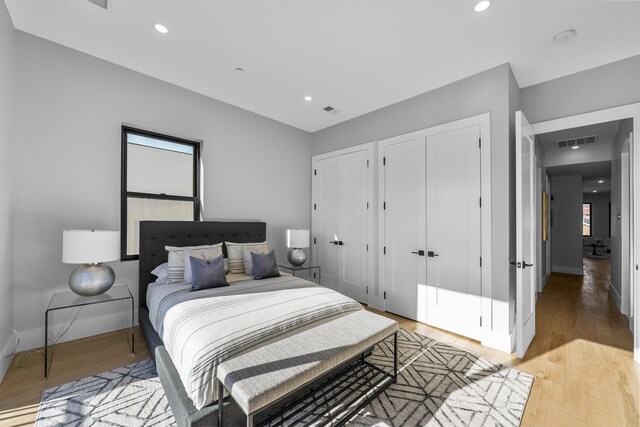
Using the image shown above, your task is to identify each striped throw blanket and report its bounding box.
[152,275,363,409]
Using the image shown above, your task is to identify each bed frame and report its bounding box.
[137,220,395,427]
[138,220,267,427]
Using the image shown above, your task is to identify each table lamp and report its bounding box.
[63,230,120,296]
[286,229,309,266]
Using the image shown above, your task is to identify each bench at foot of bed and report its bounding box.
[217,310,399,427]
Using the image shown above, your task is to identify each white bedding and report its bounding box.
[146,275,362,409]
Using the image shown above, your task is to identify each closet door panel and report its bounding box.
[313,156,339,290]
[338,150,369,303]
[383,138,427,322]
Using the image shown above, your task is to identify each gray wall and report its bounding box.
[12,32,312,351]
[550,175,583,275]
[583,192,611,241]
[0,0,15,382]
[521,54,640,123]
[611,118,633,307]
[312,63,514,338]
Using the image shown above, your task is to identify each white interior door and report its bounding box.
[383,138,427,322]
[425,125,482,340]
[313,156,339,290]
[338,150,369,303]
[516,111,537,358]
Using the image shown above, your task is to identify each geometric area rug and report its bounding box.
[35,329,533,427]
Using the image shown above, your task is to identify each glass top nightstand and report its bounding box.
[278,263,321,285]
[44,283,135,377]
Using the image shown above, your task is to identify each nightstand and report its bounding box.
[278,263,321,285]
[44,284,134,378]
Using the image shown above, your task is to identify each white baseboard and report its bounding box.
[0,356,10,384]
[609,283,622,311]
[552,265,583,275]
[481,330,513,354]
[541,274,549,291]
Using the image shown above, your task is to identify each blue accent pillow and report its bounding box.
[251,250,281,280]
[189,254,229,291]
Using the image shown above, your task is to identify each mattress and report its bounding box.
[146,275,363,409]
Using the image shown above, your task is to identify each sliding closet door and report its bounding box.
[313,156,340,290]
[425,125,482,339]
[338,150,369,303]
[382,138,427,323]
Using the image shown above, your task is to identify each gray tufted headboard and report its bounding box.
[138,220,267,307]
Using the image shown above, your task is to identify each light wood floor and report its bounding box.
[0,257,637,426]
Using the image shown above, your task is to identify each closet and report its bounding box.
[379,117,487,341]
[311,143,373,304]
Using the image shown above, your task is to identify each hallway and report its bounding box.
[516,257,638,426]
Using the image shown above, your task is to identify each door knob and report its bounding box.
[523,262,533,268]
[427,251,439,257]
[411,250,425,256]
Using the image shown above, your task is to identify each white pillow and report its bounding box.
[225,241,269,274]
[241,247,269,276]
[165,243,223,284]
[151,262,169,285]
[183,246,224,283]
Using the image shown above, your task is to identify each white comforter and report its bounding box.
[147,275,362,409]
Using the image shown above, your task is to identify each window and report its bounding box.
[582,202,592,237]
[121,126,200,260]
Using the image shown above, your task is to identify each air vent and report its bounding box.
[88,0,109,10]
[323,106,340,115]
[557,135,598,148]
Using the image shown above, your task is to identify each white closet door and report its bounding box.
[425,125,482,339]
[338,150,369,303]
[313,156,339,290]
[383,138,427,323]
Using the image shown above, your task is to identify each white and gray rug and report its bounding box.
[35,329,534,427]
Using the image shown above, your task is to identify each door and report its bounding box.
[313,156,339,290]
[516,111,536,358]
[382,138,427,322]
[425,126,482,339]
[338,151,369,303]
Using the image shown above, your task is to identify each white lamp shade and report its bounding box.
[286,229,309,248]
[63,230,120,264]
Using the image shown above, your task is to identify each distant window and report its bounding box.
[121,127,200,259]
[582,203,592,237]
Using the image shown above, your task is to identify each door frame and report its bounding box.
[377,112,492,342]
[311,142,376,306]
[531,102,640,363]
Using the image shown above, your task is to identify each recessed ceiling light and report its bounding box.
[593,190,597,193]
[474,0,492,13]
[304,96,313,101]
[571,146,579,150]
[235,67,244,72]
[598,179,604,183]
[553,29,576,44]
[152,22,168,34]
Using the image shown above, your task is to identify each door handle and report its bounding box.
[427,251,439,257]
[411,250,425,256]
[523,262,533,268]
[329,241,338,245]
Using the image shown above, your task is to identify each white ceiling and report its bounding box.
[5,1,640,132]
[547,160,612,193]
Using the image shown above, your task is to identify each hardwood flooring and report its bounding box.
[0,257,637,426]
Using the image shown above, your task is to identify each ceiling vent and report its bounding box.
[88,0,110,10]
[323,106,340,115]
[557,135,598,148]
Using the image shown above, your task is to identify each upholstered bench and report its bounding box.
[217,310,398,427]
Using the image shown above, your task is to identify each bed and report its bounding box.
[138,221,397,426]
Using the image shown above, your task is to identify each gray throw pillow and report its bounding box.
[251,250,281,280]
[189,254,229,291]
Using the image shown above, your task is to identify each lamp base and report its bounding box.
[287,248,307,266]
[68,263,115,296]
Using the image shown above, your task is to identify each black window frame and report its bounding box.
[121,126,201,261]
[582,202,592,237]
